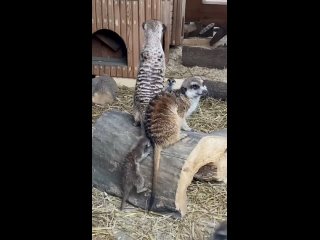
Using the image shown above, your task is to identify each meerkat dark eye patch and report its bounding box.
[191,84,200,89]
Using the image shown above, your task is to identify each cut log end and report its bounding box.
[92,111,227,218]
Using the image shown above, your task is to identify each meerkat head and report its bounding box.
[134,137,152,161]
[142,19,166,41]
[168,78,176,85]
[180,76,208,99]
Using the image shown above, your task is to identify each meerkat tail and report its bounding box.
[148,144,162,211]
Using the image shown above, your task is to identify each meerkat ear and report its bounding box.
[180,87,187,94]
[142,22,146,30]
[162,24,167,33]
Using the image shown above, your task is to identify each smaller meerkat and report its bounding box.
[180,76,208,131]
[144,79,208,210]
[164,78,176,93]
[121,136,152,210]
[212,220,227,240]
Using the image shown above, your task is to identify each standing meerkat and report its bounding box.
[144,80,208,210]
[121,137,152,210]
[133,19,167,130]
[180,76,208,131]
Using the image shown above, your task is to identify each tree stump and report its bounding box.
[92,111,227,218]
[92,76,118,105]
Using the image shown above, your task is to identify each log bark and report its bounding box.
[92,111,227,218]
[203,79,227,101]
[182,45,227,69]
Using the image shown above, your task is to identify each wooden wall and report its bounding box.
[92,0,176,78]
[185,0,227,26]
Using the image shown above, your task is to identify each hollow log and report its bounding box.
[92,111,227,218]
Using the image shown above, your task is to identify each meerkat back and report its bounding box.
[133,19,167,128]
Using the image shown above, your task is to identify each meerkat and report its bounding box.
[179,76,208,131]
[133,19,167,131]
[144,79,208,210]
[163,78,176,93]
[212,220,227,240]
[121,136,152,210]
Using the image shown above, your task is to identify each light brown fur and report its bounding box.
[144,89,191,210]
[145,78,208,210]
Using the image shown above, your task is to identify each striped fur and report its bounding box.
[133,19,166,128]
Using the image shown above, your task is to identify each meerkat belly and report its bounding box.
[135,62,165,107]
[186,97,200,117]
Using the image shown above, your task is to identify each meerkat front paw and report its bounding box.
[179,133,188,140]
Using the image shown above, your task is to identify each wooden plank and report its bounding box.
[169,0,174,46]
[102,0,108,29]
[120,0,128,77]
[156,0,161,20]
[126,0,133,78]
[152,0,156,19]
[92,0,97,33]
[145,0,151,20]
[161,0,167,56]
[93,65,100,76]
[132,1,139,77]
[95,32,121,51]
[138,0,145,50]
[164,0,171,61]
[110,66,117,76]
[175,0,182,45]
[116,66,122,77]
[107,0,114,31]
[171,0,177,45]
[181,0,186,43]
[98,64,105,76]
[122,66,128,78]
[114,0,121,35]
[96,0,102,30]
[104,66,111,76]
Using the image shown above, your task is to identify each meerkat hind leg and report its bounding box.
[135,174,148,193]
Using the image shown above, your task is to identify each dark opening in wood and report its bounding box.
[92,29,128,66]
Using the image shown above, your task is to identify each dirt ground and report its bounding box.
[92,46,227,240]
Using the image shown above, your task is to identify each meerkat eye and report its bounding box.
[191,84,200,89]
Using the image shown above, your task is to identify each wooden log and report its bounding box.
[203,79,227,101]
[182,45,227,69]
[92,111,227,218]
